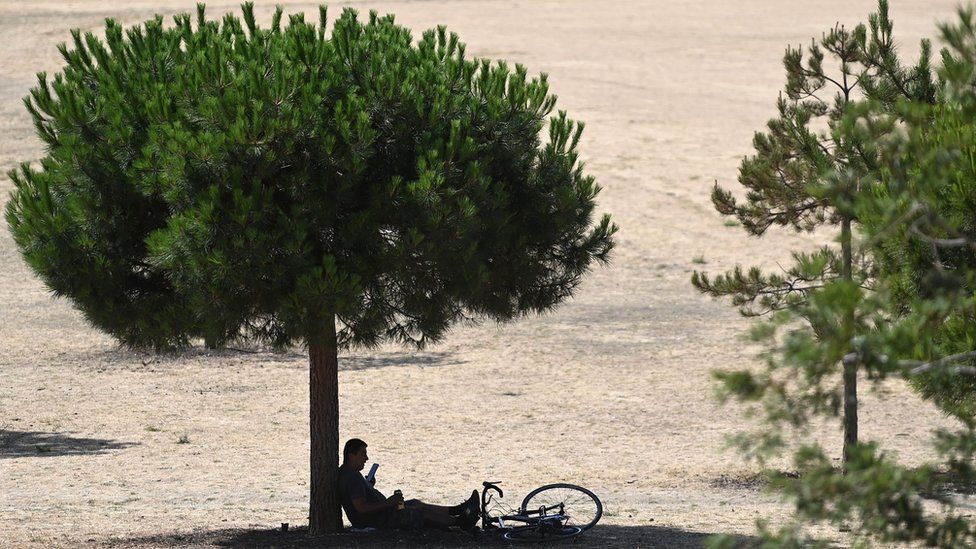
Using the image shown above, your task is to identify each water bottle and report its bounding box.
[394,489,404,510]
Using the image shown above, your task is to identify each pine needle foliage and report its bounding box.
[691,0,935,465]
[5,3,616,348]
[710,10,976,546]
[709,6,976,548]
[5,3,616,533]
[693,0,933,317]
[854,9,976,421]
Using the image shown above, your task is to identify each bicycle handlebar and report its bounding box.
[482,481,503,498]
[480,481,505,530]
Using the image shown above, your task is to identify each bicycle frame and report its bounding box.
[480,481,567,530]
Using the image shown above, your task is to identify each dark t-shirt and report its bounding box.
[337,465,389,528]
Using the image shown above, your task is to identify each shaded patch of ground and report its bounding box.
[339,352,463,372]
[707,471,800,491]
[104,524,742,548]
[922,469,976,498]
[707,472,768,491]
[0,429,137,458]
[84,346,460,372]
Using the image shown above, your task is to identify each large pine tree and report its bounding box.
[5,4,616,533]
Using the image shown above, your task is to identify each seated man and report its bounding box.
[337,438,480,530]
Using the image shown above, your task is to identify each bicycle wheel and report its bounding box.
[502,524,582,543]
[519,484,602,531]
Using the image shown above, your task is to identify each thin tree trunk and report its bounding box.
[308,315,341,534]
[841,216,858,466]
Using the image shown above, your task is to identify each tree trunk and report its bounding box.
[841,216,858,466]
[308,315,342,534]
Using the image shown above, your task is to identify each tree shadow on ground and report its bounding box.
[87,346,460,372]
[707,470,800,491]
[709,467,976,499]
[339,352,463,372]
[106,524,752,548]
[924,469,976,497]
[0,429,137,458]
[89,346,307,368]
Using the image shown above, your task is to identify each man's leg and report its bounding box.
[404,500,459,528]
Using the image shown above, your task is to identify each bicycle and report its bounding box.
[479,481,603,543]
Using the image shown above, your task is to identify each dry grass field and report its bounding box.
[0,0,964,547]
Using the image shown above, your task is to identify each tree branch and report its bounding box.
[905,351,976,376]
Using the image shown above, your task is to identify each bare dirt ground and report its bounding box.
[0,0,964,547]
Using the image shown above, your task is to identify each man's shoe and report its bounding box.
[450,490,479,516]
[458,490,480,530]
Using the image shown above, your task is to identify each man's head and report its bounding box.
[342,438,368,470]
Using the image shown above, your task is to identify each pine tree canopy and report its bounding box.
[694,0,934,317]
[700,4,976,546]
[850,13,976,420]
[5,3,617,351]
[709,0,936,240]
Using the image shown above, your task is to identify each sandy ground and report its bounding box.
[0,0,966,547]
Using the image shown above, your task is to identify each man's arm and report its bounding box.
[351,493,402,515]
